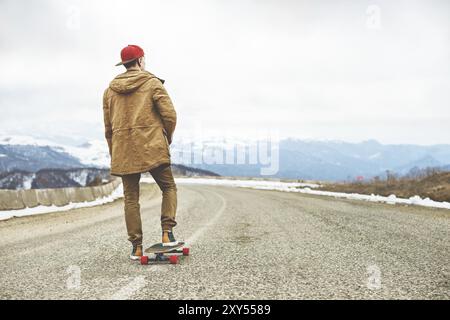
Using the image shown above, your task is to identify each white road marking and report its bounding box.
[108,189,226,300]
[185,191,227,246]
[109,276,147,300]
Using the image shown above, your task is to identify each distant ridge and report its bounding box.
[1,134,450,182]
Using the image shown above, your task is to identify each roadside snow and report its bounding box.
[2,177,448,221]
[172,178,320,189]
[0,184,124,221]
[160,177,450,210]
[142,176,319,189]
[275,187,450,210]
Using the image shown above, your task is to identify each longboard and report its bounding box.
[141,241,189,265]
[145,241,186,254]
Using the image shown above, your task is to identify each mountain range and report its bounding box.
[171,138,450,181]
[0,134,218,189]
[1,134,450,183]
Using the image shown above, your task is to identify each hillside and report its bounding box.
[0,168,111,190]
[319,171,450,202]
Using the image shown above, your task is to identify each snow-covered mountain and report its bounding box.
[170,137,450,181]
[2,133,450,182]
[0,134,112,189]
[0,144,84,172]
[0,134,110,169]
[0,134,218,189]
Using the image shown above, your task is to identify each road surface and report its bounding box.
[0,183,449,299]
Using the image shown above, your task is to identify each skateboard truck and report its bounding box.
[140,242,190,265]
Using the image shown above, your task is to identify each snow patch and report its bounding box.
[22,174,36,190]
[63,140,110,168]
[68,170,89,186]
[246,184,450,209]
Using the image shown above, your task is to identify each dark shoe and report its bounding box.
[130,244,143,260]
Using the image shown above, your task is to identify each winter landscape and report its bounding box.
[1,0,449,302]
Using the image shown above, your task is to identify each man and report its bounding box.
[103,45,179,260]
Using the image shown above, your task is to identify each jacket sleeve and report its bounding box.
[151,78,177,144]
[103,90,113,157]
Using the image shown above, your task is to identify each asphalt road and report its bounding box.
[0,183,449,300]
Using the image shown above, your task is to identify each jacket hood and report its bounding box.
[109,69,156,94]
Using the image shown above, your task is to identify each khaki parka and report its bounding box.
[103,67,177,176]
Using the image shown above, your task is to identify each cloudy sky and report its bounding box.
[1,0,449,145]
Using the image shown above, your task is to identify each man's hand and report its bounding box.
[163,129,173,145]
[152,78,177,145]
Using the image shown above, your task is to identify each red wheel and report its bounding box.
[169,255,178,265]
[182,247,190,256]
[140,255,149,265]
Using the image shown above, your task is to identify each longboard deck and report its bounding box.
[144,241,185,254]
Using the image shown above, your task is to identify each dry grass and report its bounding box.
[318,170,450,202]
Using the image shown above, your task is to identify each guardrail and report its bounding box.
[0,178,122,210]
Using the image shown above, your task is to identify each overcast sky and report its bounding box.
[1,0,449,145]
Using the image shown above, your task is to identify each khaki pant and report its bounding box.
[121,164,177,245]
